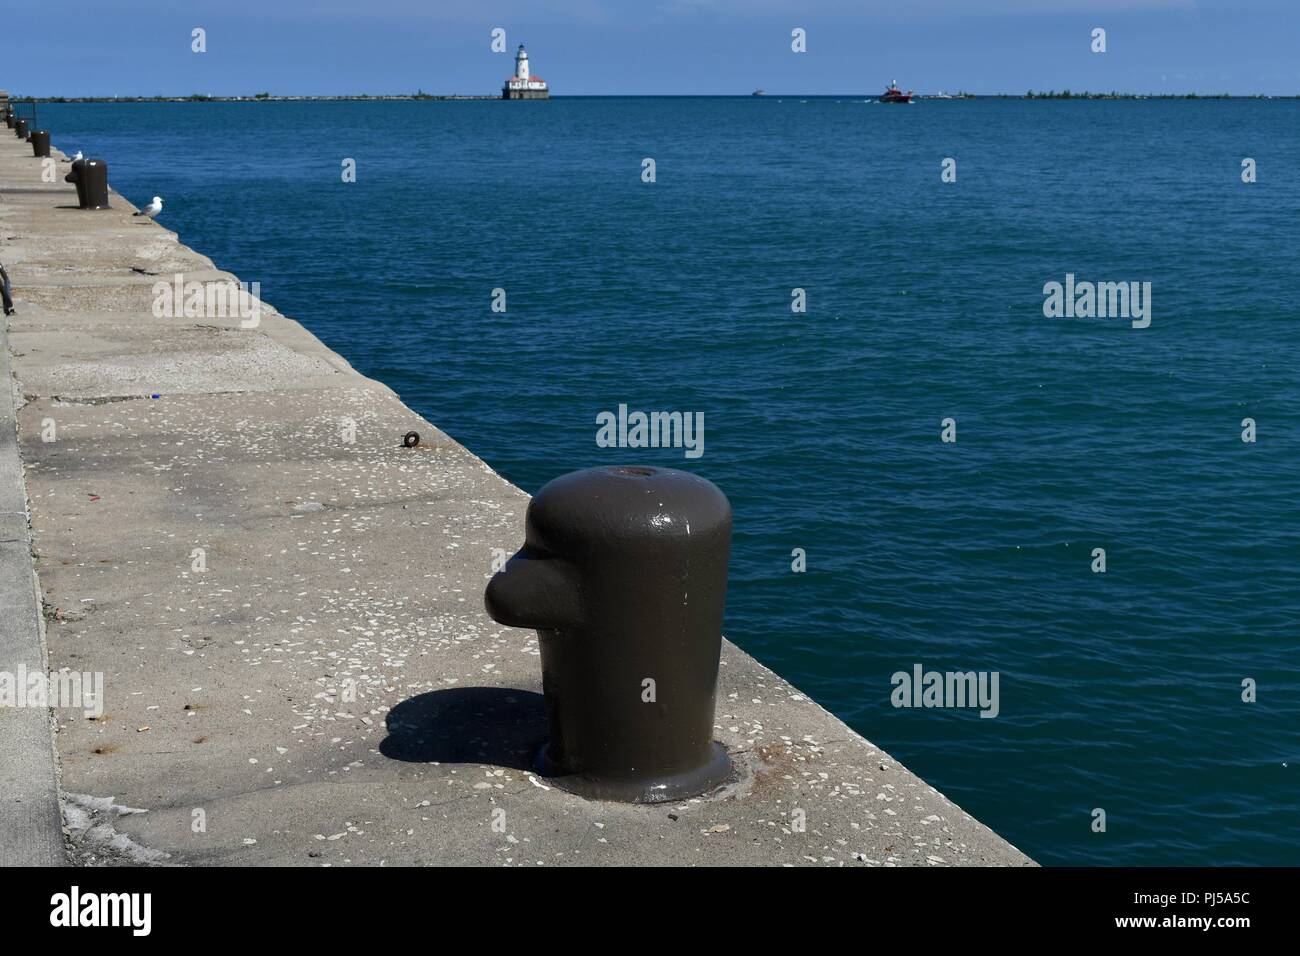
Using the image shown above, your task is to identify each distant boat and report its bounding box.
[752,89,765,97]
[880,80,914,104]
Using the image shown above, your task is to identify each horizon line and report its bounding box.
[11,91,1300,102]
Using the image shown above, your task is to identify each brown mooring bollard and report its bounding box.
[485,465,734,803]
[64,159,109,209]
[80,160,110,208]
[29,130,50,158]
[65,158,87,207]
[15,118,29,140]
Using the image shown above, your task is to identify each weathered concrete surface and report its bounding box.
[0,132,1033,866]
[0,317,67,866]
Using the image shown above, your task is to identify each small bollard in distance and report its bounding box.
[65,159,87,208]
[15,118,29,140]
[29,130,50,158]
[3,112,14,129]
[485,465,734,803]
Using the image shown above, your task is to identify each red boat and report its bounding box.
[880,80,914,103]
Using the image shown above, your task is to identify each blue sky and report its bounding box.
[5,0,1298,97]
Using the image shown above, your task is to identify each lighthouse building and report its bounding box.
[503,45,549,99]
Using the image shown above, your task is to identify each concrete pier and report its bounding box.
[0,130,1032,866]
[0,281,65,867]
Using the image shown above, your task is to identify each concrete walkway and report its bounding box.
[0,315,66,866]
[0,129,1032,866]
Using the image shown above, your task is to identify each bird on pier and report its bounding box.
[134,196,163,219]
[66,150,83,162]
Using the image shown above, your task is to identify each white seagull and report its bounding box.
[67,150,83,162]
[134,196,163,219]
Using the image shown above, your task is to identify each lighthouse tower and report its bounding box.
[503,44,549,100]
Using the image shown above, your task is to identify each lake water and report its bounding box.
[39,97,1300,865]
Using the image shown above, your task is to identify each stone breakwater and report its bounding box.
[0,130,1031,866]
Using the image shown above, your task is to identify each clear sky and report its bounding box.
[5,0,1298,98]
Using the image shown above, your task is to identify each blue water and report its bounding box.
[39,98,1300,866]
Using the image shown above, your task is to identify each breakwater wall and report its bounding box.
[0,127,1031,866]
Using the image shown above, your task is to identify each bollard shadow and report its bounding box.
[380,687,546,770]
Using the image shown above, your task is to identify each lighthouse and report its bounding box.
[503,44,549,100]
